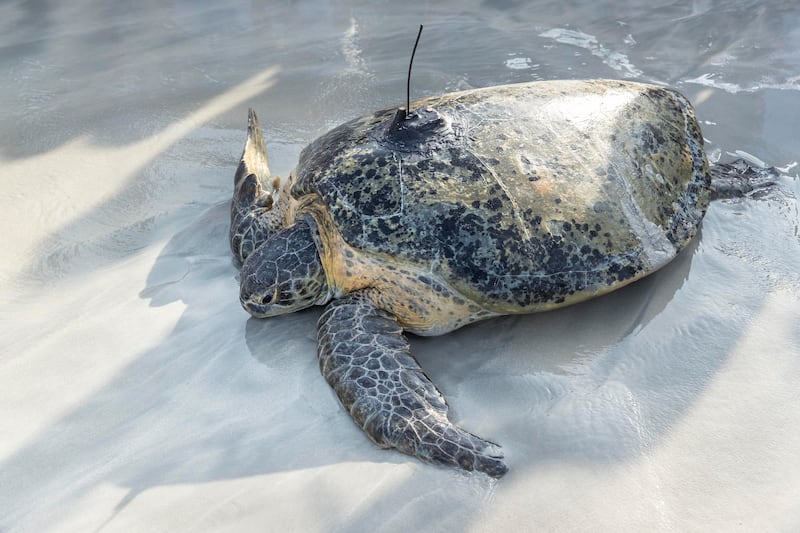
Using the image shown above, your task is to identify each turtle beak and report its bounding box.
[239,284,279,318]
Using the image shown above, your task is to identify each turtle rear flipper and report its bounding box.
[230,109,289,262]
[710,158,779,199]
[317,293,508,478]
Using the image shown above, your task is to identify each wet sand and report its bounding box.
[1,1,799,531]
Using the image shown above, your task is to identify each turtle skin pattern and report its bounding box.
[318,292,507,477]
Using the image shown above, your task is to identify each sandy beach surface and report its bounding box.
[2,1,799,531]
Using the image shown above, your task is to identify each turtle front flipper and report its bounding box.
[230,109,291,263]
[317,293,507,478]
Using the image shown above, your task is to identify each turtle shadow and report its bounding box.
[409,232,702,465]
[1,198,353,527]
[414,235,697,382]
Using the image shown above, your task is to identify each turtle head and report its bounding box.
[239,218,331,318]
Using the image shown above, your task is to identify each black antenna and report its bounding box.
[406,25,424,116]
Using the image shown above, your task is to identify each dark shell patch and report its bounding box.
[292,80,709,310]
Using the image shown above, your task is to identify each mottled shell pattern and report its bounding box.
[290,80,709,330]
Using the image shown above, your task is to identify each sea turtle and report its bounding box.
[229,79,774,478]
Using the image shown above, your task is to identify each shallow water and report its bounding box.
[2,1,799,531]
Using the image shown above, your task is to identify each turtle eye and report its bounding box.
[261,286,279,305]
